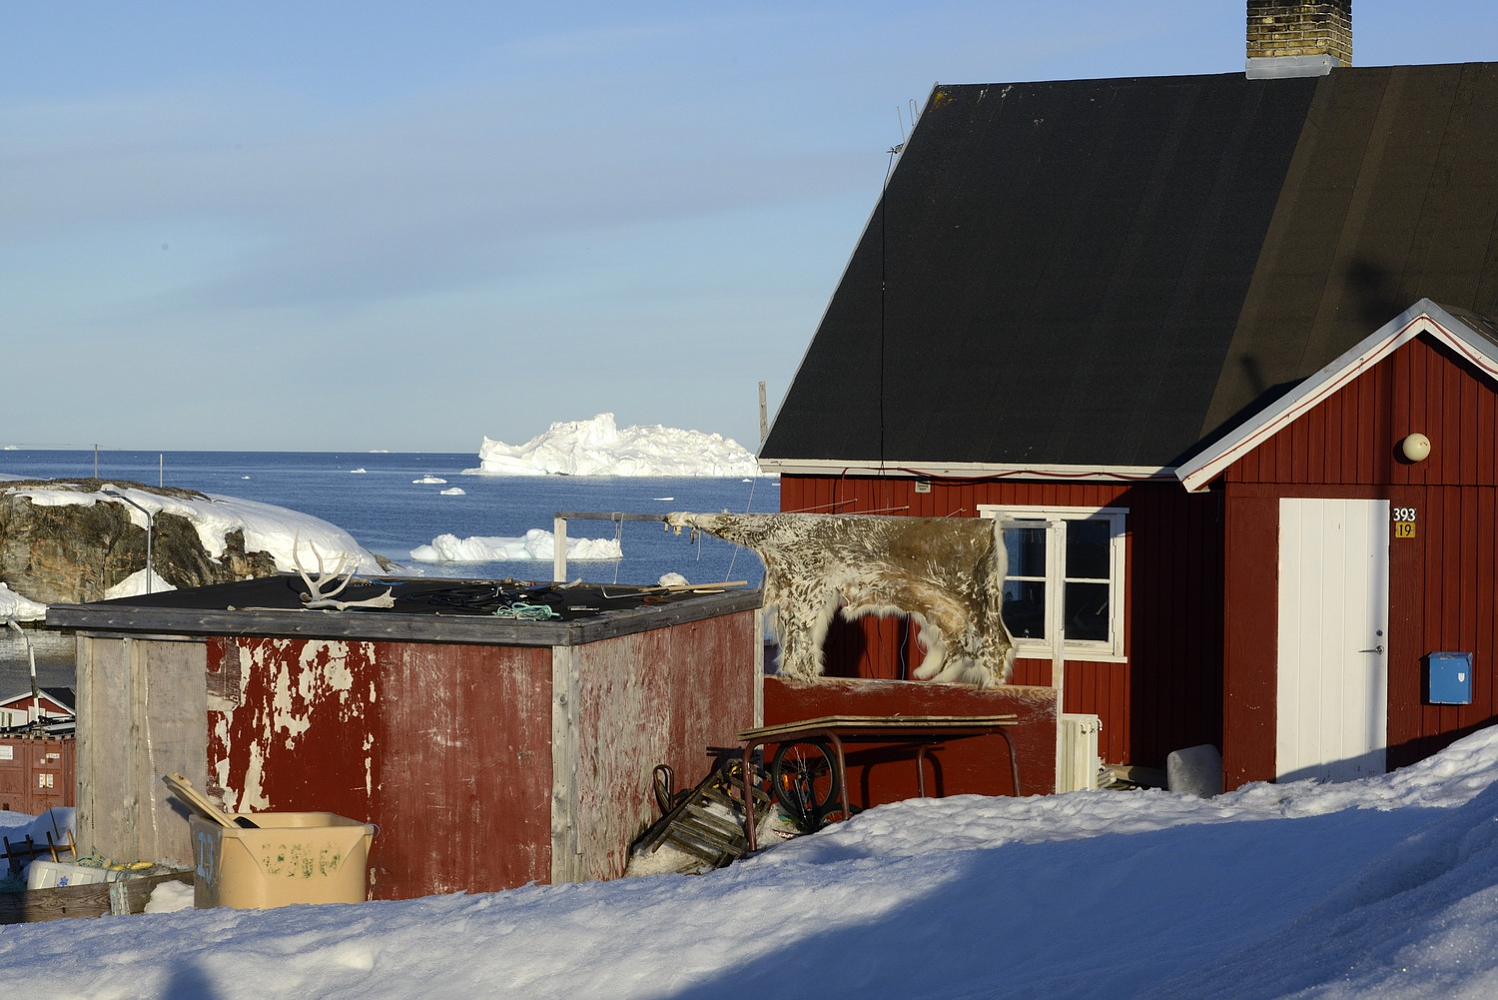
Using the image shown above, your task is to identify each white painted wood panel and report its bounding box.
[1277,499,1389,781]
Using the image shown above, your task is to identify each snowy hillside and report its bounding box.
[7,726,1498,998]
[464,413,761,477]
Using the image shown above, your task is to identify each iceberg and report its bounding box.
[410,529,622,563]
[463,413,762,477]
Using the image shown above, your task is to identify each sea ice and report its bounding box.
[410,529,622,563]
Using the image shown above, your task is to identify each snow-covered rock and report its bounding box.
[463,413,761,477]
[0,480,383,606]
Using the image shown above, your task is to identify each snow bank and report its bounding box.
[103,568,177,600]
[0,582,47,621]
[6,728,1498,999]
[410,529,622,563]
[464,413,761,477]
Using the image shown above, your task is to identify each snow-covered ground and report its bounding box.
[464,413,761,477]
[7,727,1498,998]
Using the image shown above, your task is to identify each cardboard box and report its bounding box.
[190,812,373,909]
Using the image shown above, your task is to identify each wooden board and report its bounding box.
[0,871,192,925]
[739,715,1016,741]
[76,635,207,870]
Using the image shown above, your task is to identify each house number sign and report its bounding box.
[1393,506,1417,539]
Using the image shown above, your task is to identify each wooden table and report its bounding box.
[736,714,1020,852]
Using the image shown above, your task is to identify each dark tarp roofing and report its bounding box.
[762,64,1498,470]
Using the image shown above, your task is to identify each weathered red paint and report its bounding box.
[206,636,554,900]
[1222,333,1498,785]
[781,474,1223,768]
[764,676,1056,803]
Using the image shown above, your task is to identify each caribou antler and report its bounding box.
[291,533,395,611]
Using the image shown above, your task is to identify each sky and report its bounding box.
[3,2,1496,453]
[7,723,1498,998]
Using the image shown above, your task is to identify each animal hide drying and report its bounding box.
[666,512,1015,687]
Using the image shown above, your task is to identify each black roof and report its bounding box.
[763,64,1498,470]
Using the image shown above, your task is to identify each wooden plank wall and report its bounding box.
[570,609,760,882]
[75,635,207,869]
[780,475,1223,768]
[1223,333,1498,783]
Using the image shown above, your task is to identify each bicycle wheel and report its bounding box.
[770,739,842,832]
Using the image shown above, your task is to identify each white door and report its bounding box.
[1276,498,1390,782]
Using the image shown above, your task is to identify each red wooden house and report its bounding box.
[0,688,74,730]
[758,6,1498,790]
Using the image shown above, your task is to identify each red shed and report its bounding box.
[48,576,761,899]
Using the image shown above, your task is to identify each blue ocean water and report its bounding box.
[0,450,777,587]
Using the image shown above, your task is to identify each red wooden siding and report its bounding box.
[1225,336,1498,488]
[205,637,554,900]
[764,677,1057,801]
[1220,494,1279,788]
[780,475,1223,768]
[1221,333,1498,785]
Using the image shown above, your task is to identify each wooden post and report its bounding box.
[553,516,568,584]
[549,645,582,883]
[1049,518,1067,792]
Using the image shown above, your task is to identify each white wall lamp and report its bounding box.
[1401,432,1432,463]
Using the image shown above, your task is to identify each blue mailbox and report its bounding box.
[1427,652,1473,705]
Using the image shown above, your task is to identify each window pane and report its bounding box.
[1002,580,1046,640]
[1065,519,1110,580]
[1005,526,1047,578]
[1064,582,1109,642]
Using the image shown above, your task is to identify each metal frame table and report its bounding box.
[736,714,1021,852]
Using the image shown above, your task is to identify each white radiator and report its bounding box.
[1058,713,1102,792]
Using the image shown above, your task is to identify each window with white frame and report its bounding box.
[979,506,1127,659]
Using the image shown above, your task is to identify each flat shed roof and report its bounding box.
[46,575,762,647]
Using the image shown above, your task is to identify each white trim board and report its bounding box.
[757,458,1176,482]
[1178,299,1498,493]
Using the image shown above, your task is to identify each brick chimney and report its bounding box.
[1246,1,1351,79]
